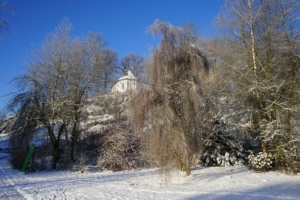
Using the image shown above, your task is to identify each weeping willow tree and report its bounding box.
[130,20,211,175]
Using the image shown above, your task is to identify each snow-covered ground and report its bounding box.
[1,134,300,200]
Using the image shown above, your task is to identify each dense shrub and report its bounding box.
[10,149,29,170]
[272,142,300,174]
[9,116,35,169]
[199,119,245,167]
[97,121,148,171]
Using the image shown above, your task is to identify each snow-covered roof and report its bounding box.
[118,70,137,81]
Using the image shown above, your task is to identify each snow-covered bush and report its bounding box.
[199,119,245,167]
[248,151,274,171]
[98,121,148,171]
[0,114,16,134]
[271,142,300,174]
[258,119,300,173]
[0,109,6,133]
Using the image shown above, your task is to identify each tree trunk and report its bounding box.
[48,123,65,170]
[70,108,80,161]
[70,137,75,162]
[51,141,59,170]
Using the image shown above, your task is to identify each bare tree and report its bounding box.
[121,53,145,80]
[8,19,73,170]
[0,0,14,36]
[63,37,95,161]
[100,48,119,93]
[8,18,122,170]
[216,0,300,172]
[86,32,107,94]
[85,33,120,94]
[130,19,211,176]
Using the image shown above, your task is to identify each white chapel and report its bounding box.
[111,68,137,93]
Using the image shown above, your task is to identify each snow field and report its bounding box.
[1,155,300,199]
[1,133,300,199]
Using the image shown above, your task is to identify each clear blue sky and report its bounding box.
[0,0,223,111]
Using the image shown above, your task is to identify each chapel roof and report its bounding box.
[118,69,137,81]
